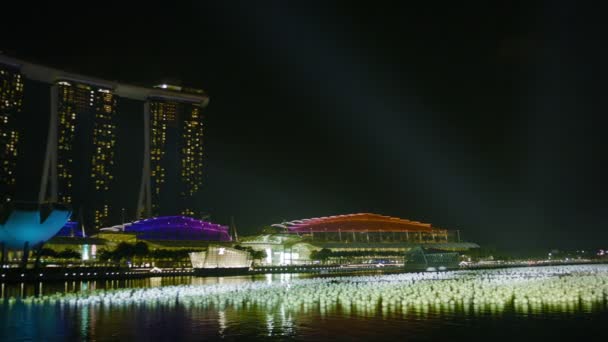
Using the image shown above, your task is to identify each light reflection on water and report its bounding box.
[1,267,608,341]
[1,293,607,340]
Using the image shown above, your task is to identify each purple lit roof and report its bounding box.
[54,221,85,238]
[125,216,231,241]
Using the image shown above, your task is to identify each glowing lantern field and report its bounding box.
[7,265,608,316]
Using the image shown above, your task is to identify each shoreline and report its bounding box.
[1,260,606,284]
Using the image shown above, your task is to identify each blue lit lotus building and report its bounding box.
[120,216,231,242]
[0,207,71,249]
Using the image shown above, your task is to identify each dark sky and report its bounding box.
[3,1,608,251]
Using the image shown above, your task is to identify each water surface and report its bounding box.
[1,267,606,341]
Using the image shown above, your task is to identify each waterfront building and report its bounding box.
[36,213,477,269]
[241,213,478,265]
[189,246,252,270]
[43,216,230,262]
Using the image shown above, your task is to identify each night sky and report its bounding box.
[3,2,607,251]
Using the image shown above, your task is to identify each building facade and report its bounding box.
[55,80,118,229]
[241,213,478,266]
[147,97,204,217]
[0,63,24,204]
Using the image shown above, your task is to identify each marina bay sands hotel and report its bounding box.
[0,55,209,232]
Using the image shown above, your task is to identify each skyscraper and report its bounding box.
[0,55,209,232]
[180,103,204,216]
[54,80,117,229]
[0,63,24,204]
[138,85,206,218]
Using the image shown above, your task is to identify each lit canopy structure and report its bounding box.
[0,209,71,248]
[122,216,231,241]
[280,213,435,233]
[274,213,452,243]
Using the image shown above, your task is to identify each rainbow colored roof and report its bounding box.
[274,213,443,233]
